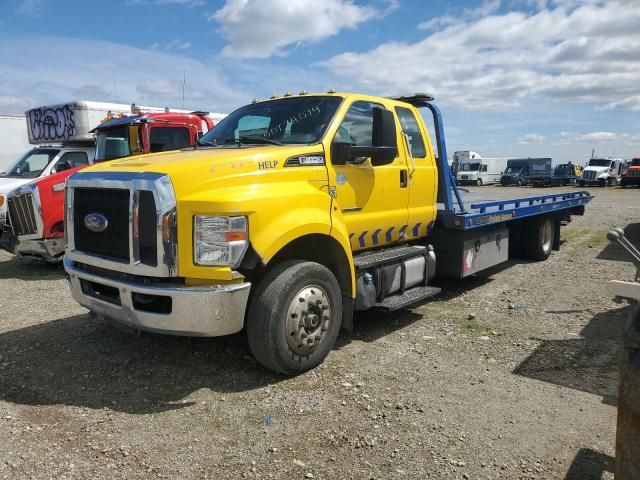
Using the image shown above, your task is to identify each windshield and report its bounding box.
[460,162,480,171]
[588,158,612,167]
[555,164,570,174]
[95,126,140,161]
[3,148,59,178]
[504,166,522,174]
[200,96,343,146]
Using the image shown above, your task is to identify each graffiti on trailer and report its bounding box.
[27,105,76,141]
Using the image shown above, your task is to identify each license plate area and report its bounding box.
[80,279,122,306]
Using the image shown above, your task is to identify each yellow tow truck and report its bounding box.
[63,92,592,374]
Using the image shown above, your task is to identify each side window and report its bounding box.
[59,151,89,168]
[481,164,487,172]
[149,127,191,153]
[395,107,426,158]
[335,101,384,147]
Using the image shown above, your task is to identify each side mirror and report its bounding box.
[55,161,72,173]
[370,107,398,166]
[330,107,398,166]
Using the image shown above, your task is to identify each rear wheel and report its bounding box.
[246,260,343,375]
[523,216,555,261]
[516,179,522,187]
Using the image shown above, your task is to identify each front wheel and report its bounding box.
[246,260,343,375]
[476,178,483,186]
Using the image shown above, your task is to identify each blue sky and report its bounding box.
[1,0,639,162]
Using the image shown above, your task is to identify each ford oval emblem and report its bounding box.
[84,213,109,233]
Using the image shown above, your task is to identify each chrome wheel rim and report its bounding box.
[286,285,331,355]
[541,220,553,253]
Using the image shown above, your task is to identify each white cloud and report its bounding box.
[559,131,640,143]
[210,0,381,59]
[15,0,44,17]
[519,133,546,145]
[0,95,35,113]
[322,0,640,112]
[0,37,246,115]
[151,39,192,51]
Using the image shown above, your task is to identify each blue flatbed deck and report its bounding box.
[438,190,593,230]
[399,99,593,233]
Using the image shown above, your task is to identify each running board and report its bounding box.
[353,245,428,270]
[373,285,441,311]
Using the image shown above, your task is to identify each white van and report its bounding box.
[456,153,510,186]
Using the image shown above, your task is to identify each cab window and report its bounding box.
[336,101,385,147]
[149,127,191,153]
[58,151,89,169]
[395,107,426,158]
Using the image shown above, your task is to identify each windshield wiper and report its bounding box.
[225,136,284,146]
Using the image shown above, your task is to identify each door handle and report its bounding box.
[400,169,408,188]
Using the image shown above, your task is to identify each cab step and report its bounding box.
[354,245,428,270]
[374,285,441,311]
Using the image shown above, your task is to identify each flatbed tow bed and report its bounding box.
[398,95,593,278]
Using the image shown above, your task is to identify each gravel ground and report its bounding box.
[0,185,638,480]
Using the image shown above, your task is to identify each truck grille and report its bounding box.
[66,172,177,277]
[8,191,38,236]
[73,188,130,261]
[138,190,158,266]
[583,170,596,181]
[628,169,640,177]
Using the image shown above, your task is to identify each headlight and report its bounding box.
[193,215,248,267]
[0,195,4,207]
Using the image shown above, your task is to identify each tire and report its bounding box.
[523,216,555,261]
[476,178,483,186]
[246,260,343,375]
[606,177,615,187]
[517,179,522,187]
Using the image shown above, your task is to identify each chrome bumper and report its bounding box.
[15,238,65,262]
[64,258,251,337]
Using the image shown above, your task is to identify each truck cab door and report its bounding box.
[395,106,438,239]
[328,100,409,252]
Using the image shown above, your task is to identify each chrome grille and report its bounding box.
[583,170,596,181]
[66,171,177,277]
[8,191,38,236]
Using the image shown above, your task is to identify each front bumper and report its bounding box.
[64,258,251,337]
[14,237,65,262]
[500,176,521,185]
[621,177,640,186]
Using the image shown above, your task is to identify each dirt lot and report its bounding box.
[0,185,638,480]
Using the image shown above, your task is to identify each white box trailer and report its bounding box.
[456,152,511,186]
[24,100,177,144]
[0,115,31,172]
